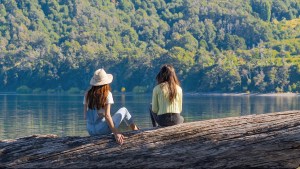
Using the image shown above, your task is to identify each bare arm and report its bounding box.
[83,93,88,120]
[83,104,87,120]
[104,104,124,145]
[152,87,159,114]
[179,88,183,113]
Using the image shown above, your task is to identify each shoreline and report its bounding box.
[185,92,300,97]
[0,92,299,97]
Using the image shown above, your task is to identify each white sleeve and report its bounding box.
[106,92,114,104]
[83,95,86,105]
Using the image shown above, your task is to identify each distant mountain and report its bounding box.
[0,0,300,93]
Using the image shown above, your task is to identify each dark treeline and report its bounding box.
[0,0,300,93]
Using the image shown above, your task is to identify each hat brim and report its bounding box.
[90,74,113,86]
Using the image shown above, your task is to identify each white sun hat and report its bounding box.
[90,69,113,86]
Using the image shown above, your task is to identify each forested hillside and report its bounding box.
[0,0,300,93]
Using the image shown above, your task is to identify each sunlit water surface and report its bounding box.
[1,94,300,140]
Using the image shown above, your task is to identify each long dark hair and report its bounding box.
[86,84,111,109]
[156,64,180,102]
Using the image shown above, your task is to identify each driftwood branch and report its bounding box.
[1,111,300,168]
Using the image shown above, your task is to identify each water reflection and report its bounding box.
[0,94,299,140]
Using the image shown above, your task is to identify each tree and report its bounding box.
[0,0,299,92]
[251,0,272,21]
[253,69,267,92]
[275,66,290,91]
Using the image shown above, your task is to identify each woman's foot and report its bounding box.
[130,124,139,130]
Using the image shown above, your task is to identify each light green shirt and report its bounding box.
[151,83,182,115]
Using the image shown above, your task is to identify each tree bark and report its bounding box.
[1,111,300,169]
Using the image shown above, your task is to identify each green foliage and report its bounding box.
[132,86,147,93]
[292,82,300,92]
[0,0,300,93]
[32,88,43,94]
[251,0,271,21]
[47,89,56,94]
[272,0,294,20]
[275,87,283,93]
[16,85,32,94]
[67,87,80,94]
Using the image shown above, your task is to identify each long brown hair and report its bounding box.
[86,84,111,109]
[156,64,180,102]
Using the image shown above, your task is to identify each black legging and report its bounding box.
[149,105,184,127]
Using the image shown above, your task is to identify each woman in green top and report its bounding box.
[150,64,184,127]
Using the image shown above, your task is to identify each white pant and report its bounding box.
[86,107,134,136]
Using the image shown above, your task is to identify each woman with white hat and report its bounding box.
[84,69,139,144]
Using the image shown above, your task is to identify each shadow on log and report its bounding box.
[1,111,300,168]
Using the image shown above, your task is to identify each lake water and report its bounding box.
[1,94,300,140]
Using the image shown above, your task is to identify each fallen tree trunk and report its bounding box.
[1,111,300,169]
